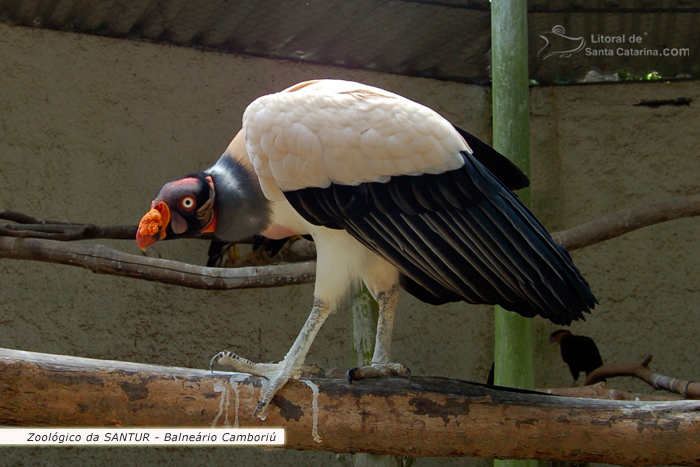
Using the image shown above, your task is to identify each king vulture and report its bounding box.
[137,79,597,417]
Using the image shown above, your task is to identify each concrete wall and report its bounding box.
[0,21,698,466]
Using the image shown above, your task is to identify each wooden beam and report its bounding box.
[1,348,699,464]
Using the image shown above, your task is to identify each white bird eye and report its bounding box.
[180,196,195,210]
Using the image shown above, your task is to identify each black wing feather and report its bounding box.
[453,125,530,191]
[284,150,596,325]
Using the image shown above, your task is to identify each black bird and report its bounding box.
[549,329,604,382]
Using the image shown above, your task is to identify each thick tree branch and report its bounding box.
[1,347,699,464]
[585,355,700,399]
[0,236,315,289]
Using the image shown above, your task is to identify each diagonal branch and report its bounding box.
[550,194,700,251]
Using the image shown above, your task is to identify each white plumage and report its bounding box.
[243,80,468,200]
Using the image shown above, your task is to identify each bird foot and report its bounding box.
[210,350,322,419]
[347,363,411,382]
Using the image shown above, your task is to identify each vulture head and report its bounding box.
[136,174,217,250]
[136,132,273,251]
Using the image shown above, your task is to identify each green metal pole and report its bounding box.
[349,284,380,370]
[491,1,537,465]
[342,285,410,467]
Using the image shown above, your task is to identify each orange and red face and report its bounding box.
[136,174,217,250]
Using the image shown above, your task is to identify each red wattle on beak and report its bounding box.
[136,201,171,250]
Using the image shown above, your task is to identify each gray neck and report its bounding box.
[205,154,271,242]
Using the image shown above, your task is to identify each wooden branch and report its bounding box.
[585,356,700,399]
[0,223,138,241]
[0,210,222,242]
[1,348,699,464]
[540,381,683,401]
[2,194,699,249]
[0,236,315,290]
[0,210,76,225]
[551,194,700,251]
[1,195,699,289]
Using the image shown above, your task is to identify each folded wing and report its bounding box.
[243,80,597,325]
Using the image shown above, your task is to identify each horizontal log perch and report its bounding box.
[1,348,699,464]
[0,236,315,289]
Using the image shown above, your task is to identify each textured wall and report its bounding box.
[0,20,698,466]
[530,82,700,393]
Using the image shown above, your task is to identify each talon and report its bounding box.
[209,350,230,372]
[253,401,267,420]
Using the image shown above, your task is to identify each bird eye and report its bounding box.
[180,196,196,210]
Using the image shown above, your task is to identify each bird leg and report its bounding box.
[348,285,410,381]
[210,299,333,419]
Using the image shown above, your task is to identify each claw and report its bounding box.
[209,350,230,373]
[253,401,267,420]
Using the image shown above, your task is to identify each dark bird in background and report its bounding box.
[136,79,597,417]
[550,329,604,383]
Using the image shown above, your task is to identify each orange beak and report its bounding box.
[136,201,171,250]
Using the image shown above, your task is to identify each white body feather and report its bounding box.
[266,197,397,304]
[243,79,470,201]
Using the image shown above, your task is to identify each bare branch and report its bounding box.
[3,195,700,250]
[0,236,315,289]
[584,355,700,399]
[0,210,76,225]
[0,210,225,242]
[1,195,699,288]
[540,381,683,401]
[551,195,700,251]
[1,347,700,464]
[0,223,138,241]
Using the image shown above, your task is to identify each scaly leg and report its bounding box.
[211,299,333,419]
[348,285,410,381]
